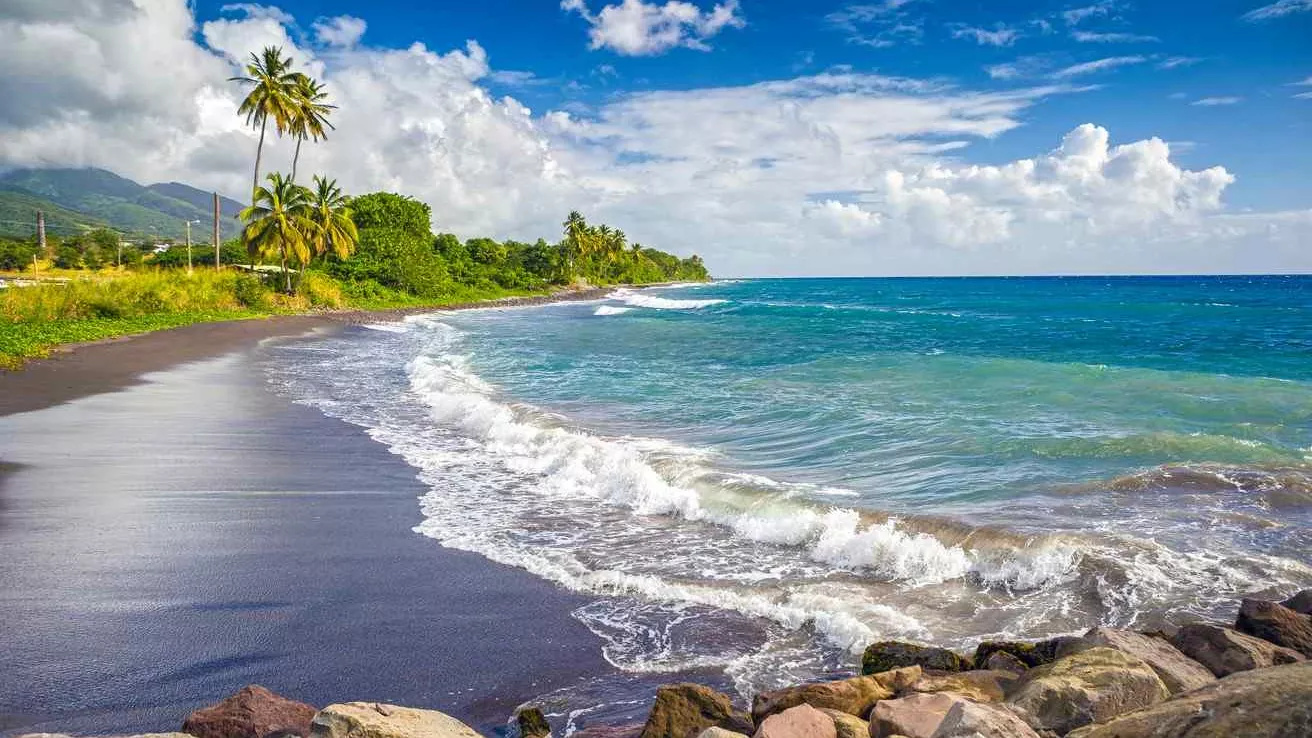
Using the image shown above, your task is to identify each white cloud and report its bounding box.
[1157,56,1203,69]
[1293,91,1312,99]
[1071,30,1158,43]
[826,1,925,48]
[1191,96,1243,106]
[1291,75,1312,86]
[312,15,366,48]
[1242,0,1312,21]
[1051,55,1146,78]
[1,0,1308,276]
[1062,1,1117,25]
[561,0,744,56]
[948,23,1021,46]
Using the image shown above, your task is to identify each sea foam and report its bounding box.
[609,288,727,310]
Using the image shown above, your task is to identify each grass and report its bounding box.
[0,269,558,368]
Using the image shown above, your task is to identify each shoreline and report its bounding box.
[0,286,614,417]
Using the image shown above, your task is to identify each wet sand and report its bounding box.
[0,336,615,736]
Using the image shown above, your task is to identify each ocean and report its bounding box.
[264,276,1312,722]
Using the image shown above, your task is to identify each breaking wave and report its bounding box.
[609,288,728,310]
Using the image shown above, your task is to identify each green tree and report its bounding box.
[232,47,302,201]
[289,77,335,182]
[240,172,313,292]
[305,175,358,261]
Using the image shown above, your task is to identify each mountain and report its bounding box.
[0,168,241,242]
[0,189,108,240]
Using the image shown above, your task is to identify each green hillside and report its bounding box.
[0,188,107,240]
[0,168,235,241]
[147,182,245,221]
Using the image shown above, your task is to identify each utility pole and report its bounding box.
[36,210,46,254]
[213,193,221,268]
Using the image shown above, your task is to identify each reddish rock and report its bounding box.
[1236,598,1312,658]
[1170,623,1303,677]
[752,705,836,738]
[183,685,316,738]
[868,693,964,738]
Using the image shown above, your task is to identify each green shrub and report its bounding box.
[233,274,270,310]
[299,271,343,308]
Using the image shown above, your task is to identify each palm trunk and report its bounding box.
[281,247,291,293]
[252,117,267,202]
[291,137,302,182]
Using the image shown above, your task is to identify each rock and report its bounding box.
[575,725,643,738]
[516,707,552,738]
[1081,627,1215,695]
[696,730,748,738]
[1169,623,1303,677]
[869,693,964,738]
[971,638,1080,670]
[981,651,1027,676]
[22,734,193,738]
[753,705,836,738]
[929,701,1040,738]
[1236,598,1312,658]
[183,686,317,738]
[818,709,869,738]
[1281,589,1312,615]
[863,642,971,675]
[1064,661,1312,738]
[752,667,922,723]
[902,670,1017,703]
[310,703,480,738]
[1005,646,1170,735]
[640,684,752,738]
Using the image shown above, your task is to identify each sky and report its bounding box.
[1,0,1309,276]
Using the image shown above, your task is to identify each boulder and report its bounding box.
[1005,646,1170,735]
[1236,598,1312,658]
[1280,589,1312,615]
[817,709,869,738]
[516,707,552,738]
[576,725,643,738]
[901,670,1017,703]
[309,703,480,738]
[1169,623,1303,677]
[640,684,752,738]
[981,651,1027,676]
[929,701,1039,738]
[971,638,1080,670]
[752,667,921,724]
[183,686,317,738]
[1064,661,1312,738]
[869,693,964,738]
[863,642,970,675]
[21,734,193,738]
[752,705,836,738]
[1081,627,1215,695]
[696,730,748,738]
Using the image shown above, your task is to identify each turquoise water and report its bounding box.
[267,276,1312,700]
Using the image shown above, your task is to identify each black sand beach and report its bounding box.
[0,332,615,736]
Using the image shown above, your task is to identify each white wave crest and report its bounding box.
[361,322,409,333]
[610,288,727,310]
[595,305,634,316]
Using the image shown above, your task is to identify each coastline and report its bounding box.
[0,286,613,417]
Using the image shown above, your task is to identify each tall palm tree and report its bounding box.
[305,175,358,261]
[231,47,302,201]
[563,211,589,274]
[240,172,313,293]
[289,77,336,182]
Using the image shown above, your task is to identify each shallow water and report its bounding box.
[264,276,1312,718]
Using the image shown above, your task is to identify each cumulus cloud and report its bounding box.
[1242,0,1312,21]
[0,0,1307,276]
[561,0,744,56]
[312,15,366,47]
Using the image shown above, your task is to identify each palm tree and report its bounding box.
[563,211,589,274]
[289,77,336,182]
[240,173,312,293]
[305,175,358,262]
[231,47,302,201]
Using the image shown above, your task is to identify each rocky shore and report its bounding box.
[20,591,1311,738]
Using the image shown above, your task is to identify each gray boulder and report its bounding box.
[929,701,1039,738]
[1280,589,1312,615]
[1065,661,1312,738]
[1081,627,1214,695]
[1169,623,1303,677]
[1005,646,1170,735]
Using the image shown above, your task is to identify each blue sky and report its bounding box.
[193,0,1312,210]
[4,0,1310,275]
